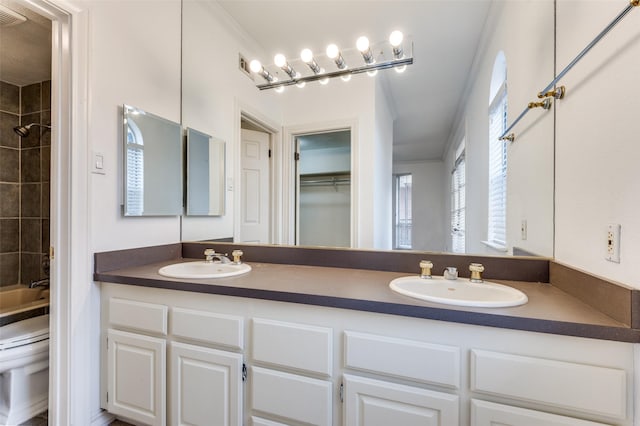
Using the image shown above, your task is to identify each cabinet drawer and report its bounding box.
[252,318,332,376]
[344,331,460,389]
[470,349,626,419]
[251,366,332,426]
[343,374,459,426]
[471,399,612,426]
[109,297,168,335]
[171,307,244,349]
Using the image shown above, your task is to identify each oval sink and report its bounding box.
[158,261,251,279]
[389,276,527,308]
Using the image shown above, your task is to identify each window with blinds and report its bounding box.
[451,149,465,253]
[394,174,412,249]
[487,81,508,248]
[125,123,144,215]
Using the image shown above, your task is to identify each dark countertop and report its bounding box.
[95,258,640,343]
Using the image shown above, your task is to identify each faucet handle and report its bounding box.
[419,260,433,279]
[469,263,484,283]
[204,248,216,262]
[232,250,244,264]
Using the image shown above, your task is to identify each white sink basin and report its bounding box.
[389,276,528,308]
[158,261,251,279]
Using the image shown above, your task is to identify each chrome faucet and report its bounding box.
[29,278,50,289]
[443,267,458,280]
[204,248,231,264]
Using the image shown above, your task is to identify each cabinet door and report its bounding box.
[170,342,243,426]
[107,329,166,426]
[343,374,458,426]
[471,400,612,426]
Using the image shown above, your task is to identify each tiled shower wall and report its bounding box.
[0,80,51,287]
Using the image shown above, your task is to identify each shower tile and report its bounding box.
[21,147,41,183]
[41,145,50,182]
[41,110,51,146]
[0,219,19,253]
[0,253,19,287]
[42,81,51,110]
[0,111,20,148]
[20,112,41,148]
[0,82,19,114]
[21,83,42,115]
[42,219,50,253]
[0,184,19,217]
[0,147,19,182]
[21,219,42,253]
[21,183,42,218]
[21,253,43,285]
[42,182,50,218]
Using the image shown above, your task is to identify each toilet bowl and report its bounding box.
[0,315,49,425]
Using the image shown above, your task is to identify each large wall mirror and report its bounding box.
[180,0,555,256]
[123,104,182,216]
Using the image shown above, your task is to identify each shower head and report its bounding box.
[13,123,51,137]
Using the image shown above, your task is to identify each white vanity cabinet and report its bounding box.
[100,283,636,426]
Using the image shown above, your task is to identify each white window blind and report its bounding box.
[394,174,412,249]
[126,124,144,215]
[451,150,465,254]
[487,82,507,248]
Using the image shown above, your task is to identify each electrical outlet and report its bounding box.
[606,223,621,263]
[521,220,527,240]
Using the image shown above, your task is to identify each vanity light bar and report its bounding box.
[500,0,638,141]
[251,32,413,91]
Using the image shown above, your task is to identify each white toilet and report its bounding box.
[0,315,49,425]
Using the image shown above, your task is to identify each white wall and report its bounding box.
[393,160,447,251]
[555,0,640,288]
[445,0,555,256]
[373,78,394,250]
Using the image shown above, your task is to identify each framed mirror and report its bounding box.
[186,127,226,216]
[123,104,183,216]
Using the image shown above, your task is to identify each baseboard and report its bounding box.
[91,409,115,426]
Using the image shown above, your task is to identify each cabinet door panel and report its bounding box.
[170,342,243,426]
[343,374,458,426]
[107,329,166,426]
[471,399,612,426]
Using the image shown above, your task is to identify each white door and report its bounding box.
[170,342,243,426]
[240,129,270,243]
[471,399,611,426]
[343,374,458,426]
[107,329,166,426]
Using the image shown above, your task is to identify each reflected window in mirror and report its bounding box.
[451,142,466,254]
[126,119,144,215]
[487,52,508,250]
[393,174,412,249]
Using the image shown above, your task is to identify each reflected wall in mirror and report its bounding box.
[123,104,183,216]
[181,1,555,257]
[186,128,226,216]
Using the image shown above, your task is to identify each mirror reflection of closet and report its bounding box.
[186,128,225,216]
[296,130,351,247]
[123,105,182,216]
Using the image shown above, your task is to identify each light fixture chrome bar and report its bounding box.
[500,0,638,140]
[256,56,413,90]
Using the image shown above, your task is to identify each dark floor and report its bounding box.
[18,412,47,426]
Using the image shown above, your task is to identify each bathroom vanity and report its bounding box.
[96,243,639,426]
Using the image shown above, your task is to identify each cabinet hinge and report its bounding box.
[242,363,247,382]
[339,382,344,403]
[106,392,109,403]
[294,152,300,161]
[268,149,272,158]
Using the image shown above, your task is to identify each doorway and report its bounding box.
[295,130,351,247]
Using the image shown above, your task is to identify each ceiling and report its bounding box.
[0,0,51,86]
[218,0,493,162]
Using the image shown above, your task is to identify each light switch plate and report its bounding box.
[91,151,106,175]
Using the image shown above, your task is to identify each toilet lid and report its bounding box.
[0,315,49,350]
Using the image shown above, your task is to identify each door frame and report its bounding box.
[282,119,358,247]
[233,100,280,244]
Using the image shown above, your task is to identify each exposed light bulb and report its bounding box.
[395,65,407,73]
[326,44,339,59]
[295,72,305,88]
[249,59,263,73]
[341,74,352,82]
[300,48,314,63]
[273,77,284,93]
[389,30,403,47]
[367,69,378,77]
[319,68,329,85]
[356,36,370,52]
[274,53,287,68]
